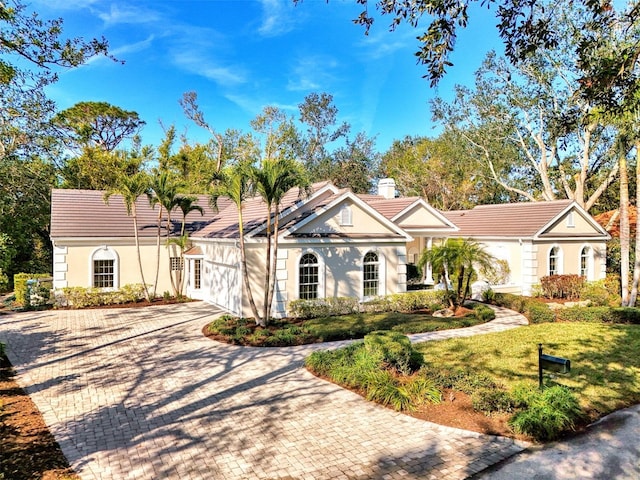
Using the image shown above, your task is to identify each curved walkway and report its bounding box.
[0,303,528,479]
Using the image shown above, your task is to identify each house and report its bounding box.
[50,180,610,317]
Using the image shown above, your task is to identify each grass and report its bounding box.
[415,322,640,417]
[206,307,491,346]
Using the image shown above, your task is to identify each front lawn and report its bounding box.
[205,304,494,346]
[415,322,640,418]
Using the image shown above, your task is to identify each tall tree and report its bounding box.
[180,91,225,174]
[210,164,262,323]
[173,195,204,295]
[104,172,151,301]
[54,101,144,152]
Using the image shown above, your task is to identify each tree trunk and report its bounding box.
[152,206,163,299]
[266,207,281,323]
[165,211,178,297]
[132,206,151,301]
[619,151,630,305]
[262,210,272,325]
[238,208,262,325]
[629,141,640,307]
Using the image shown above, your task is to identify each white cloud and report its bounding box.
[111,35,155,56]
[357,28,416,60]
[257,0,299,37]
[287,55,338,92]
[97,3,161,26]
[171,50,247,87]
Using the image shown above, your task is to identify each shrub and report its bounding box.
[555,306,640,324]
[58,284,147,308]
[288,296,359,319]
[0,269,8,293]
[493,292,527,313]
[13,273,52,308]
[470,303,496,322]
[471,388,516,414]
[539,275,584,300]
[509,385,583,441]
[580,277,621,306]
[526,301,556,324]
[363,331,424,375]
[419,365,498,394]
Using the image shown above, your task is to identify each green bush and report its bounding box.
[526,301,556,324]
[0,269,9,293]
[555,306,640,324]
[363,331,424,375]
[419,365,498,394]
[509,385,583,441]
[470,303,496,322]
[13,273,52,308]
[471,388,516,414]
[59,284,147,308]
[288,296,360,319]
[580,277,621,306]
[493,292,527,313]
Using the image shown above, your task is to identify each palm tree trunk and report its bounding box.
[620,152,630,305]
[132,206,151,301]
[152,206,162,299]
[262,212,272,323]
[165,211,178,297]
[629,141,640,307]
[238,208,262,325]
[266,208,280,322]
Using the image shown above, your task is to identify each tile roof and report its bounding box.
[362,196,421,220]
[50,189,220,238]
[442,200,574,237]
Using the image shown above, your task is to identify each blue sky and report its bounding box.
[36,0,503,154]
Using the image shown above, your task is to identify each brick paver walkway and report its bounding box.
[0,303,529,479]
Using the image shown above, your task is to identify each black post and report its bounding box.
[538,343,543,389]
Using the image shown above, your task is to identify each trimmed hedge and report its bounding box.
[494,293,555,324]
[58,284,147,308]
[556,306,640,324]
[288,290,449,320]
[540,274,584,300]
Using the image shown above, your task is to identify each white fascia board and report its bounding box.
[245,183,340,239]
[534,202,611,240]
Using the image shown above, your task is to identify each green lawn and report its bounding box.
[206,305,493,346]
[415,322,640,416]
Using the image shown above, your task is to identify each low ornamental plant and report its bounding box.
[58,284,147,308]
[540,275,584,300]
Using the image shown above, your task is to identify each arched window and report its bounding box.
[363,251,379,298]
[549,247,560,276]
[90,246,119,289]
[580,246,591,278]
[299,253,319,300]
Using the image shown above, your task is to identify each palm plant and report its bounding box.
[148,170,182,298]
[252,157,311,325]
[419,238,498,307]
[173,195,204,294]
[210,163,262,324]
[103,171,151,301]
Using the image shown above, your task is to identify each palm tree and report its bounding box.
[103,171,151,301]
[148,170,181,298]
[419,238,498,308]
[173,195,204,294]
[252,157,311,325]
[210,163,262,324]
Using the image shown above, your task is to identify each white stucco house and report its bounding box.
[50,179,610,317]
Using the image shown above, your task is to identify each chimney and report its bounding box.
[377,178,396,199]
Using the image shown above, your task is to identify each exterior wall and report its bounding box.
[544,209,599,235]
[53,239,178,295]
[535,240,607,282]
[278,242,405,318]
[396,206,449,228]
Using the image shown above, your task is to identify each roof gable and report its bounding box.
[536,203,610,239]
[389,198,458,232]
[283,191,412,241]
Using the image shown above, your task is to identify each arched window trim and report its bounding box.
[579,244,594,280]
[339,205,353,226]
[88,245,119,290]
[296,249,325,300]
[548,245,563,276]
[361,249,386,300]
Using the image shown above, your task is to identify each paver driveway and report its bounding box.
[0,302,528,479]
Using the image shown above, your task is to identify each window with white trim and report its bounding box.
[339,205,353,226]
[566,211,575,228]
[90,246,118,289]
[170,257,184,271]
[299,253,319,299]
[580,247,590,278]
[549,247,560,276]
[193,259,202,289]
[363,251,379,298]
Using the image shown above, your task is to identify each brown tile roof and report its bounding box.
[442,200,574,237]
[50,189,220,238]
[362,196,421,220]
[192,181,332,239]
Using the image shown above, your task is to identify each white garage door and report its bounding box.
[203,260,241,316]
